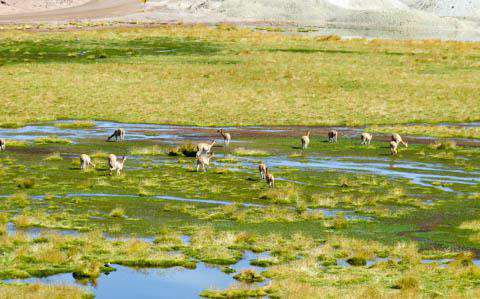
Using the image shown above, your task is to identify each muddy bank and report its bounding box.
[1,120,479,147]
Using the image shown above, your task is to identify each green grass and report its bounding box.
[54,120,96,129]
[0,25,479,126]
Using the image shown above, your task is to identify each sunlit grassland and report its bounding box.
[0,25,479,126]
[0,283,92,299]
[371,124,480,139]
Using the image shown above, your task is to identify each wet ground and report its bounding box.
[1,120,479,296]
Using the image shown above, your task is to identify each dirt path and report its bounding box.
[0,0,140,23]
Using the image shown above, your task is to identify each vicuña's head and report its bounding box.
[404,141,408,148]
[211,139,216,144]
[306,130,311,136]
[217,129,223,133]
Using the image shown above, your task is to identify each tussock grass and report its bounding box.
[0,284,91,299]
[233,148,270,156]
[459,220,480,231]
[54,120,96,129]
[4,140,28,147]
[35,137,72,145]
[429,140,457,150]
[109,207,126,218]
[260,184,300,204]
[90,150,110,158]
[371,125,480,140]
[168,144,197,157]
[233,269,265,283]
[15,178,35,189]
[130,145,165,156]
[44,152,63,161]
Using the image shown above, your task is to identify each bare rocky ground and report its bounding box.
[0,1,479,41]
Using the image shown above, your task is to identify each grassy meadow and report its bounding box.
[0,23,480,298]
[0,25,479,127]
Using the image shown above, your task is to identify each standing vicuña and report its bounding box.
[390,141,398,155]
[0,139,5,151]
[301,131,310,150]
[196,140,216,157]
[391,133,408,148]
[109,154,126,175]
[107,129,125,142]
[258,161,267,179]
[196,153,213,172]
[217,129,231,147]
[80,154,95,170]
[328,130,338,143]
[265,169,275,188]
[360,132,372,145]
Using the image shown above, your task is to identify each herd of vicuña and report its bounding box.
[1,127,408,187]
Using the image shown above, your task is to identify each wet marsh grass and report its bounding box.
[0,132,480,296]
[0,25,479,126]
[54,120,96,129]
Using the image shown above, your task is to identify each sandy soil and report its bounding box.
[0,0,91,15]
[0,0,479,41]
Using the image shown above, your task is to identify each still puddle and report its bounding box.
[4,224,270,298]
[257,155,480,193]
[5,261,267,299]
[0,120,287,142]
